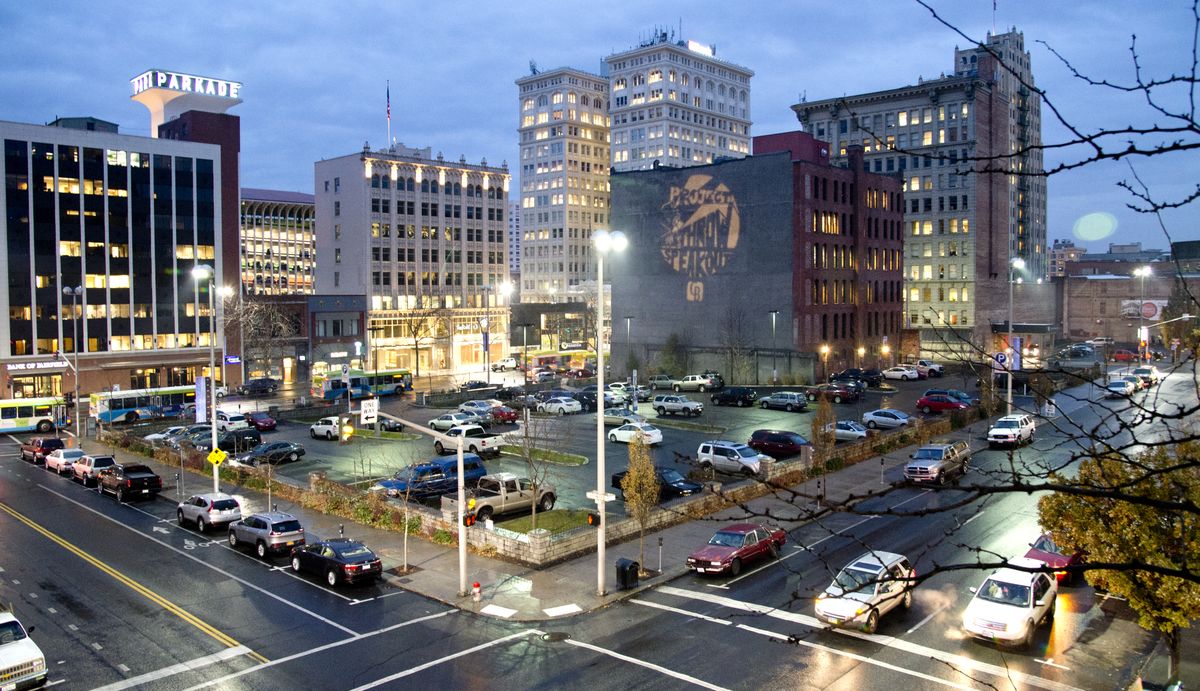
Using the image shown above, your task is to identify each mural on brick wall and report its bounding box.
[659,174,741,303]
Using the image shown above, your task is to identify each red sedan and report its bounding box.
[1024,532,1084,583]
[915,394,969,414]
[489,405,519,424]
[1111,349,1138,362]
[246,411,277,431]
[686,523,786,576]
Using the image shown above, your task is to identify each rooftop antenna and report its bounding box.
[992,0,997,35]
[529,60,539,75]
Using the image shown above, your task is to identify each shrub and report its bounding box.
[432,529,456,545]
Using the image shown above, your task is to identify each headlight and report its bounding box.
[855,606,867,616]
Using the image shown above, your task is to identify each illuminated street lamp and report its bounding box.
[191,264,220,494]
[768,310,779,384]
[881,343,891,368]
[591,228,626,596]
[819,344,830,382]
[856,346,866,368]
[1007,257,1026,416]
[1134,266,1153,362]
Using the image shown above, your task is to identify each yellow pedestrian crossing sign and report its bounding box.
[207,449,227,466]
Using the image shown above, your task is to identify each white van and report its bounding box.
[491,357,519,372]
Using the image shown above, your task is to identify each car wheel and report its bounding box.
[326,569,339,587]
[785,404,795,412]
[656,407,666,416]
[310,430,317,439]
[729,558,742,576]
[36,420,52,433]
[127,411,139,423]
[327,431,335,440]
[760,401,770,409]
[116,488,125,503]
[477,506,494,522]
[902,589,913,610]
[742,466,755,477]
[196,517,207,534]
[228,531,239,548]
[291,556,302,573]
[557,408,565,416]
[1021,620,1035,649]
[700,461,713,471]
[807,394,816,401]
[1046,596,1056,622]
[863,610,880,634]
[256,542,268,560]
[867,420,878,429]
[539,494,555,512]
[288,452,299,463]
[177,509,186,526]
[922,406,932,414]
[698,385,706,392]
[673,385,681,392]
[738,400,746,407]
[834,396,843,404]
[608,434,618,443]
[435,442,446,454]
[768,542,780,559]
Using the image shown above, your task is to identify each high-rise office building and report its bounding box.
[240,188,315,295]
[507,201,521,285]
[515,67,610,303]
[606,31,752,172]
[793,29,1045,360]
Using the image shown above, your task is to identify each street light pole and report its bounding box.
[1135,266,1153,363]
[624,315,633,376]
[63,286,83,439]
[592,229,626,597]
[1007,257,1026,416]
[192,265,219,494]
[217,286,234,387]
[769,310,779,384]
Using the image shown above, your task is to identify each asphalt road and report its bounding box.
[3,365,1190,688]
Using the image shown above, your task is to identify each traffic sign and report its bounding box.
[207,449,227,466]
[360,398,379,424]
[994,352,1007,364]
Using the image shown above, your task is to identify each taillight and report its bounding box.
[206,504,214,513]
[126,480,132,488]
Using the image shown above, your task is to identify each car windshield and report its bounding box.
[335,544,374,559]
[0,619,28,644]
[735,447,758,459]
[833,567,878,594]
[1032,535,1062,555]
[249,412,270,420]
[911,448,941,460]
[995,420,1018,429]
[212,499,239,511]
[125,465,152,474]
[978,579,1031,606]
[708,531,745,548]
[660,469,685,483]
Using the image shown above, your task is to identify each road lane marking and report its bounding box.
[713,514,880,588]
[633,599,973,690]
[654,586,1082,691]
[564,637,730,690]
[905,602,949,634]
[40,485,359,633]
[185,610,455,690]
[0,500,266,664]
[958,513,983,527]
[349,628,542,690]
[1037,658,1072,671]
[91,646,251,691]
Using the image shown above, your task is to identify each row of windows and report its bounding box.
[810,279,903,306]
[368,224,504,243]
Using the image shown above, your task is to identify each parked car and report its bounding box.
[1110,349,1138,362]
[696,440,770,476]
[290,538,383,586]
[533,389,574,403]
[228,511,306,559]
[915,359,945,377]
[829,376,867,396]
[20,436,64,463]
[245,411,277,431]
[832,420,869,441]
[166,424,213,449]
[646,374,676,390]
[97,463,163,502]
[757,391,808,412]
[238,378,279,396]
[1024,532,1085,583]
[215,410,250,433]
[428,412,478,431]
[238,440,307,466]
[459,400,496,419]
[176,492,242,533]
[882,366,919,381]
[537,397,582,416]
[915,394,969,414]
[987,414,1036,447]
[961,557,1057,648]
[829,368,882,388]
[747,429,810,459]
[861,409,911,429]
[566,368,594,379]
[372,455,489,499]
[490,357,519,372]
[72,454,116,486]
[685,523,787,576]
[602,407,645,426]
[489,405,519,424]
[460,380,490,391]
[310,416,342,439]
[904,440,972,484]
[807,383,859,404]
[143,425,190,446]
[922,388,976,406]
[44,448,85,475]
[494,386,526,402]
[651,394,704,417]
[612,466,703,502]
[673,374,719,392]
[442,472,556,521]
[193,428,262,454]
[608,422,663,445]
[435,424,506,457]
[629,384,652,402]
[815,551,915,633]
[1087,336,1114,346]
[710,386,758,407]
[533,370,557,383]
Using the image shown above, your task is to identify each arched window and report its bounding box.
[537,94,548,107]
[421,179,430,193]
[453,182,462,195]
[370,174,381,188]
[406,177,415,191]
[431,180,439,194]
[523,98,534,111]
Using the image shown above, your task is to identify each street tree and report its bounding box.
[657,333,688,376]
[620,432,660,576]
[718,305,754,384]
[392,306,447,378]
[220,295,299,379]
[507,407,571,530]
[809,397,837,468]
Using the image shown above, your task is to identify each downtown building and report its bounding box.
[793,29,1046,362]
[240,188,315,296]
[313,144,511,378]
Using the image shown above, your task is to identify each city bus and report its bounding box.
[310,368,412,401]
[0,396,68,433]
[89,385,197,424]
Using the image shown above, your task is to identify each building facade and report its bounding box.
[793,29,1046,362]
[605,32,752,172]
[0,119,224,398]
[240,188,315,295]
[507,201,521,285]
[1049,238,1085,277]
[515,67,610,303]
[313,144,511,379]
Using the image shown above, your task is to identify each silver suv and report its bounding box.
[758,391,808,412]
[904,440,971,484]
[652,394,703,417]
[73,454,116,486]
[696,440,769,476]
[815,551,915,633]
[227,512,306,559]
[177,492,243,533]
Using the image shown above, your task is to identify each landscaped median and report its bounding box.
[644,416,725,434]
[498,445,587,466]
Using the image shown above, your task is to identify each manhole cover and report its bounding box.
[541,632,571,643]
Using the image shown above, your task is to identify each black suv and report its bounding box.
[710,386,758,407]
[830,368,883,388]
[239,378,279,396]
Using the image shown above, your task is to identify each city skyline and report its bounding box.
[2,0,1193,254]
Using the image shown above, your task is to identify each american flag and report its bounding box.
[386,81,391,122]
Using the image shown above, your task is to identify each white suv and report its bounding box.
[815,551,915,633]
[215,410,250,433]
[961,557,1057,648]
[0,609,47,689]
[987,414,1036,447]
[310,416,341,440]
[696,440,769,476]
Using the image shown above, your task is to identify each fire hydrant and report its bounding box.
[472,582,482,602]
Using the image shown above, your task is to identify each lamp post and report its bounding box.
[483,282,514,385]
[1007,257,1026,416]
[1134,266,1153,363]
[516,322,532,384]
[217,286,234,387]
[856,346,866,369]
[192,264,220,494]
[623,315,633,377]
[881,343,891,368]
[63,286,83,438]
[769,310,779,384]
[819,344,830,383]
[592,229,626,596]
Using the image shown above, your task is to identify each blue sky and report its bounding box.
[2,1,1194,252]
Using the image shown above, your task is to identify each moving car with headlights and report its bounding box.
[961,557,1057,648]
[44,447,85,475]
[608,422,663,445]
[757,391,807,412]
[861,409,910,429]
[686,523,786,576]
[177,492,242,533]
[696,440,770,476]
[228,511,306,559]
[0,608,47,691]
[815,551,915,633]
[1024,532,1085,583]
[291,538,382,586]
[1131,365,1161,386]
[987,414,1036,447]
[611,466,703,502]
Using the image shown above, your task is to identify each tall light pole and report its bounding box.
[63,286,83,438]
[591,229,626,596]
[857,346,866,369]
[819,344,830,383]
[217,286,234,387]
[623,315,634,377]
[1007,257,1026,415]
[881,343,891,368]
[1134,265,1153,363]
[769,310,779,384]
[192,264,220,494]
[516,322,532,384]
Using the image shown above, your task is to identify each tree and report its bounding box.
[658,333,688,376]
[507,407,572,530]
[1039,442,1200,682]
[221,296,299,379]
[718,305,754,385]
[1160,281,1200,352]
[620,433,660,576]
[393,306,447,378]
[809,397,837,468]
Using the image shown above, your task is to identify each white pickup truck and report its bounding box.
[434,424,506,457]
[441,472,556,522]
[0,608,48,690]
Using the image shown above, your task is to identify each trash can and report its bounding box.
[615,558,639,590]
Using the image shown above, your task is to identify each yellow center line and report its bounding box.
[0,500,267,665]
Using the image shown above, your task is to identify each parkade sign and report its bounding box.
[131,70,242,100]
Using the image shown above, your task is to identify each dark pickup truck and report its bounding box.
[20,436,64,464]
[98,463,163,502]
